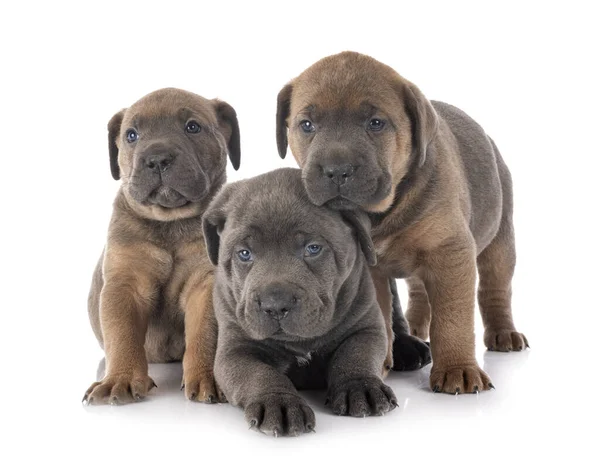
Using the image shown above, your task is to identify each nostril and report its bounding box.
[145,153,174,172]
[322,164,355,184]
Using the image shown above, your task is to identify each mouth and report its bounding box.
[324,196,360,210]
[267,325,306,343]
[147,186,190,208]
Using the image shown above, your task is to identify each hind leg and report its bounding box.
[477,159,528,351]
[477,230,528,351]
[370,269,431,373]
[405,276,432,341]
[390,277,432,371]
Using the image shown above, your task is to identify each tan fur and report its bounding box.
[404,276,431,340]
[277,52,528,393]
[84,88,239,404]
[370,268,394,375]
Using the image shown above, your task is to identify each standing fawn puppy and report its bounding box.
[276,52,528,393]
[84,88,240,404]
[203,168,396,436]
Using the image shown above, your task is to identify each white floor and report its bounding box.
[3,3,599,463]
[5,305,595,464]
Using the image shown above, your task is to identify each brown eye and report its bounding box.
[300,120,315,133]
[368,118,385,131]
[126,129,138,143]
[186,121,201,133]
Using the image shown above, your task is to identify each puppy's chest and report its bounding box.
[160,239,212,310]
[373,233,419,278]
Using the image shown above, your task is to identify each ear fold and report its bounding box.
[340,210,377,266]
[276,82,294,159]
[202,183,238,265]
[402,82,439,167]
[214,100,241,171]
[107,109,126,180]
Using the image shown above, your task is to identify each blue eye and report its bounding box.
[126,129,138,143]
[305,244,322,256]
[300,120,315,133]
[238,249,253,262]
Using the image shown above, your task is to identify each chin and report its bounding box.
[245,326,280,341]
[362,189,396,213]
[127,194,205,221]
[324,197,360,210]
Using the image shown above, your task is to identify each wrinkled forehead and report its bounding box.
[123,90,217,128]
[227,192,352,247]
[291,60,399,116]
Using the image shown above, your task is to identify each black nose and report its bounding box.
[144,153,174,173]
[322,163,355,185]
[258,285,299,321]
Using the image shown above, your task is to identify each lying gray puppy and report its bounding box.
[203,168,397,436]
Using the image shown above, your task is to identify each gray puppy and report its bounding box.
[203,168,397,436]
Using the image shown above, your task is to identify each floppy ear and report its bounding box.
[341,209,377,266]
[402,82,439,167]
[202,184,237,265]
[276,82,293,159]
[214,100,241,171]
[107,109,126,180]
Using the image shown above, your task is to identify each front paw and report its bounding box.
[392,333,432,371]
[245,393,315,437]
[83,373,156,405]
[430,364,493,394]
[181,368,226,404]
[327,377,397,417]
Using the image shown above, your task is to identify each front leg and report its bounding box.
[83,246,163,405]
[423,238,493,394]
[326,327,397,417]
[215,335,315,436]
[371,268,431,372]
[180,274,225,403]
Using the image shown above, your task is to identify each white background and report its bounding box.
[2,1,599,463]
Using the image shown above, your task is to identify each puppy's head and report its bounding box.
[203,168,375,341]
[276,51,438,213]
[108,88,240,221]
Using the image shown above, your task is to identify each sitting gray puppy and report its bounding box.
[203,168,397,436]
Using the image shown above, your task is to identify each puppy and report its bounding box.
[276,51,528,394]
[203,168,397,436]
[84,88,240,404]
